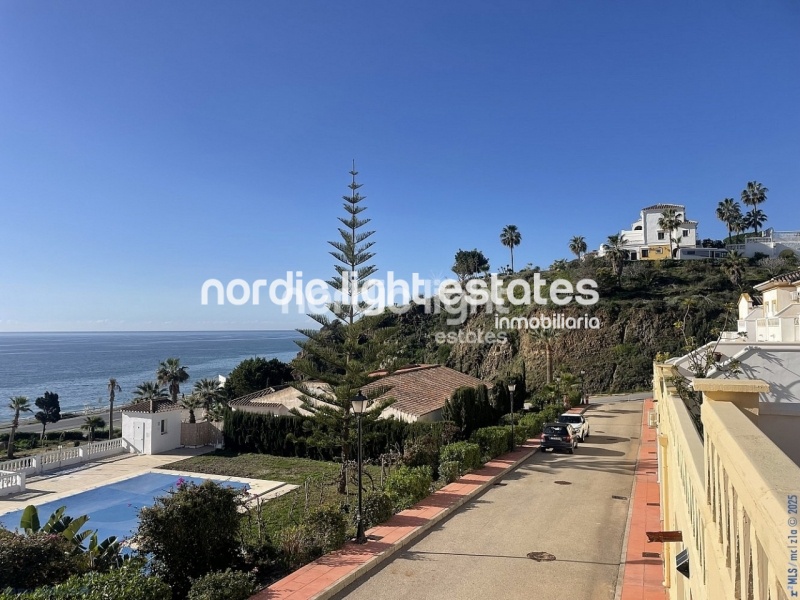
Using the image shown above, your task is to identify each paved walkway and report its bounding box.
[617,398,667,600]
[0,448,293,516]
[256,406,593,600]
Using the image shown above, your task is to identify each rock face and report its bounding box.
[441,299,722,394]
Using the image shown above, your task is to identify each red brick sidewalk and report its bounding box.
[618,398,667,600]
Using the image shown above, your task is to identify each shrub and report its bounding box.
[0,528,84,590]
[384,465,432,512]
[439,441,482,480]
[439,460,461,484]
[359,491,395,529]
[134,480,244,599]
[276,506,348,571]
[402,433,440,475]
[470,426,513,460]
[0,560,168,600]
[188,569,255,600]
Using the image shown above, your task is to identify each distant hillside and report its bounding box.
[386,256,795,395]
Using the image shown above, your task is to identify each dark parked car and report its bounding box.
[540,423,577,453]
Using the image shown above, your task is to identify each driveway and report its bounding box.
[334,401,644,600]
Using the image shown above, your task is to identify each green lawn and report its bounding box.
[158,451,386,539]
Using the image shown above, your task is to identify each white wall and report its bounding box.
[122,411,182,455]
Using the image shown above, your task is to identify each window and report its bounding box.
[641,249,649,258]
[683,229,689,237]
[160,419,167,435]
[657,231,665,240]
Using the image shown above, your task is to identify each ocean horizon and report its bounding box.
[0,330,303,421]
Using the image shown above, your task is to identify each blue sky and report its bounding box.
[1,0,798,331]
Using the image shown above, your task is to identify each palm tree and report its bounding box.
[180,394,204,424]
[657,208,683,258]
[603,234,627,285]
[7,396,32,459]
[192,378,224,420]
[744,208,768,235]
[156,358,190,403]
[741,181,768,212]
[107,378,121,441]
[529,327,561,384]
[81,416,106,443]
[568,236,587,260]
[499,225,522,273]
[716,198,742,242]
[722,250,747,287]
[132,381,169,402]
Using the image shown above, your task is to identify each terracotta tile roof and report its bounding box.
[643,203,684,211]
[122,399,180,413]
[755,268,800,290]
[362,364,485,418]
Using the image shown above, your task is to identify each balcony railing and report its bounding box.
[654,366,796,599]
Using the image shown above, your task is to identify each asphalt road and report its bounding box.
[335,400,644,600]
[0,410,123,436]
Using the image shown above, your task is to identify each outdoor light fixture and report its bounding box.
[508,383,516,447]
[351,391,369,415]
[350,390,368,544]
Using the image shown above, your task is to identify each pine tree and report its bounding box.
[292,163,396,494]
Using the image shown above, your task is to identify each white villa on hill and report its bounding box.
[599,203,698,261]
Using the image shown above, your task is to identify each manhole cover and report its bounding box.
[527,552,556,562]
[611,495,628,500]
[554,480,572,485]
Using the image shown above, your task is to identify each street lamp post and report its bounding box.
[508,383,516,448]
[580,370,587,405]
[350,391,369,544]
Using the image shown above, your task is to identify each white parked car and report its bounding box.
[557,413,590,442]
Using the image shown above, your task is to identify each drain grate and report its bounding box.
[611,495,628,500]
[647,502,660,506]
[554,480,572,485]
[527,551,556,562]
[607,438,617,441]
[642,552,661,558]
[493,482,507,486]
[596,430,605,433]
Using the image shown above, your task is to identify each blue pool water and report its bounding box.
[0,472,249,543]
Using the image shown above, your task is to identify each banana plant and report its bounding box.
[19,505,122,563]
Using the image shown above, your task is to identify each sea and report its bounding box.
[0,331,303,422]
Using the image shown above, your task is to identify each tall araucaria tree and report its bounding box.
[500,225,521,273]
[292,164,396,494]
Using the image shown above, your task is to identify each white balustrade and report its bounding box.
[0,438,128,482]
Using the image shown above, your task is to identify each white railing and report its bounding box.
[0,469,25,496]
[0,438,129,478]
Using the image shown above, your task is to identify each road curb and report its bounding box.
[259,438,544,600]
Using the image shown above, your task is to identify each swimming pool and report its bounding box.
[0,472,249,543]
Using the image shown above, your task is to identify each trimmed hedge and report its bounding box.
[188,569,254,600]
[439,441,482,482]
[384,466,433,512]
[470,426,513,460]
